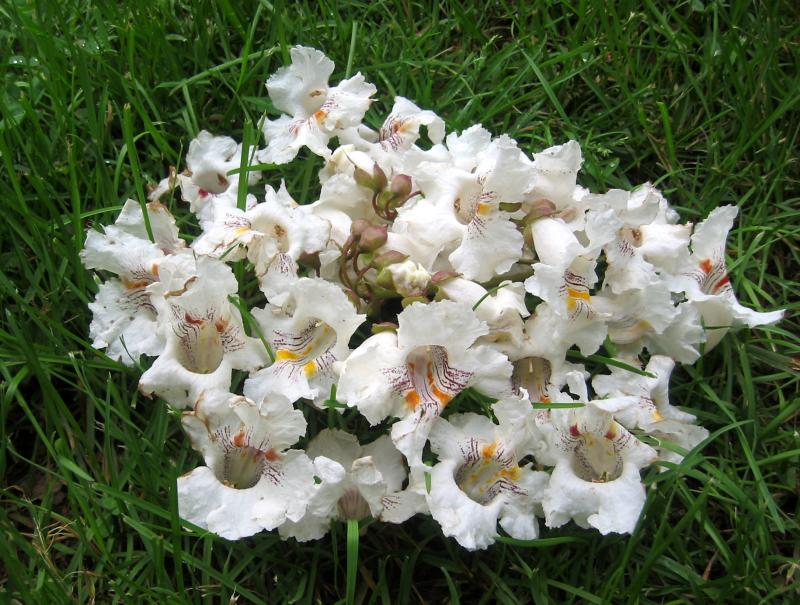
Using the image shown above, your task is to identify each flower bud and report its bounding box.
[430,270,460,285]
[390,174,412,200]
[358,224,388,252]
[375,267,395,291]
[527,198,557,220]
[371,250,409,270]
[350,218,371,237]
[353,162,388,192]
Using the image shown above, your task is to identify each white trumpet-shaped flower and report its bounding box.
[82,200,185,364]
[149,130,260,230]
[138,256,268,408]
[538,377,657,534]
[260,46,376,164]
[244,278,365,408]
[427,406,549,550]
[338,300,512,466]
[670,205,784,350]
[191,182,330,305]
[279,429,426,542]
[592,356,709,465]
[178,391,314,540]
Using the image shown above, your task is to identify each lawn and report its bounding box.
[1,1,798,603]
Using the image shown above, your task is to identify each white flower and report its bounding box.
[177,391,314,540]
[278,429,426,542]
[526,140,584,210]
[338,300,512,466]
[191,182,330,305]
[670,205,784,350]
[592,355,709,465]
[394,134,531,281]
[260,47,376,164]
[376,96,445,152]
[244,278,365,408]
[598,283,705,364]
[427,409,549,550]
[150,131,260,230]
[81,200,185,364]
[437,278,528,357]
[539,396,657,534]
[138,256,268,408]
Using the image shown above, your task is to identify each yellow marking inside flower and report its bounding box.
[405,390,420,409]
[314,109,328,121]
[276,349,300,361]
[565,287,591,312]
[233,226,251,237]
[303,360,317,377]
[431,384,451,406]
[651,409,665,422]
[477,202,492,216]
[482,442,497,458]
[500,466,521,481]
[122,277,150,290]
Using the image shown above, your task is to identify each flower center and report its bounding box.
[454,440,524,505]
[384,346,472,414]
[571,432,623,483]
[337,488,371,520]
[174,311,225,374]
[513,357,552,402]
[194,170,230,195]
[695,257,731,295]
[213,429,280,489]
[273,319,337,378]
[250,217,291,253]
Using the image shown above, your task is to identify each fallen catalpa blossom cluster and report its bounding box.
[82,47,784,550]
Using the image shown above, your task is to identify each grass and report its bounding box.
[1,0,798,603]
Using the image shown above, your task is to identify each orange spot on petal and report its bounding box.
[405,390,420,409]
[184,313,204,326]
[699,258,713,274]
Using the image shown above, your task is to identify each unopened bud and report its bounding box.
[390,174,412,199]
[527,199,557,220]
[430,270,460,285]
[371,250,408,270]
[358,224,388,252]
[375,267,395,290]
[352,162,388,192]
[351,218,371,237]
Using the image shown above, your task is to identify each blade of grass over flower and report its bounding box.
[121,103,154,242]
[345,519,359,605]
[228,294,275,362]
[566,351,656,378]
[471,283,508,311]
[345,21,358,79]
[237,120,253,211]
